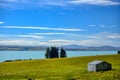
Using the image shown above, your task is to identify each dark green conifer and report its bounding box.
[45,47,50,58]
[60,47,67,58]
[45,47,67,58]
[118,50,120,54]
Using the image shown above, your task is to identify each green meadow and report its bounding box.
[0,54,120,80]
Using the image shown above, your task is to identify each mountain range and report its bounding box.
[0,45,120,51]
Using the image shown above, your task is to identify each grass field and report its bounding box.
[0,54,120,80]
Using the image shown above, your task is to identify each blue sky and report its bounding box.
[0,0,120,46]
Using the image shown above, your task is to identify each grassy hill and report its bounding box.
[0,54,120,80]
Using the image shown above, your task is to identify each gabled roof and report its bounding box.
[88,60,104,65]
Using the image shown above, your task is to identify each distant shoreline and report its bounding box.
[0,45,120,51]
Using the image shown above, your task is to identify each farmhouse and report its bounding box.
[88,60,112,72]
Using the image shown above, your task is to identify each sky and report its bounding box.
[0,0,120,47]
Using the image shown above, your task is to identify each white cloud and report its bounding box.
[0,34,10,37]
[88,24,116,28]
[106,34,120,39]
[0,32,120,46]
[87,32,120,39]
[87,36,97,39]
[79,39,115,46]
[0,0,30,3]
[88,24,96,27]
[1,26,84,31]
[99,24,106,28]
[0,0,31,8]
[29,33,65,35]
[69,0,120,6]
[48,38,120,47]
[49,39,71,43]
[99,24,115,28]
[0,0,18,3]
[0,22,5,25]
[16,35,43,39]
[0,40,47,46]
[47,39,78,46]
[39,1,67,7]
[0,0,119,8]
[0,38,119,46]
[0,34,43,39]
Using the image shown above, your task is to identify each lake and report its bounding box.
[0,51,117,62]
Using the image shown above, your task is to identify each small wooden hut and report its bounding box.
[88,60,112,72]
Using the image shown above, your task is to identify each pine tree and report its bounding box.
[50,47,59,58]
[45,47,59,58]
[60,47,67,58]
[45,47,50,58]
[118,50,120,54]
[45,47,67,59]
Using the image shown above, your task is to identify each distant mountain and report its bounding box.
[62,45,120,51]
[62,45,88,50]
[0,45,120,51]
[0,45,47,51]
[89,46,120,51]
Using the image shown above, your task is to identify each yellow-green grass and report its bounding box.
[0,54,120,80]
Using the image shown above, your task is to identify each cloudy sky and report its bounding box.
[0,0,120,46]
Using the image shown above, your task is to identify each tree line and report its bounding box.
[45,47,67,58]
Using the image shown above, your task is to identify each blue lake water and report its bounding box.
[0,51,117,62]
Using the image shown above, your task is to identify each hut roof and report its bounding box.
[88,60,104,65]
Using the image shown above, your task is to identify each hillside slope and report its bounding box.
[0,54,120,80]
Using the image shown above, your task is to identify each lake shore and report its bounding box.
[0,51,117,62]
